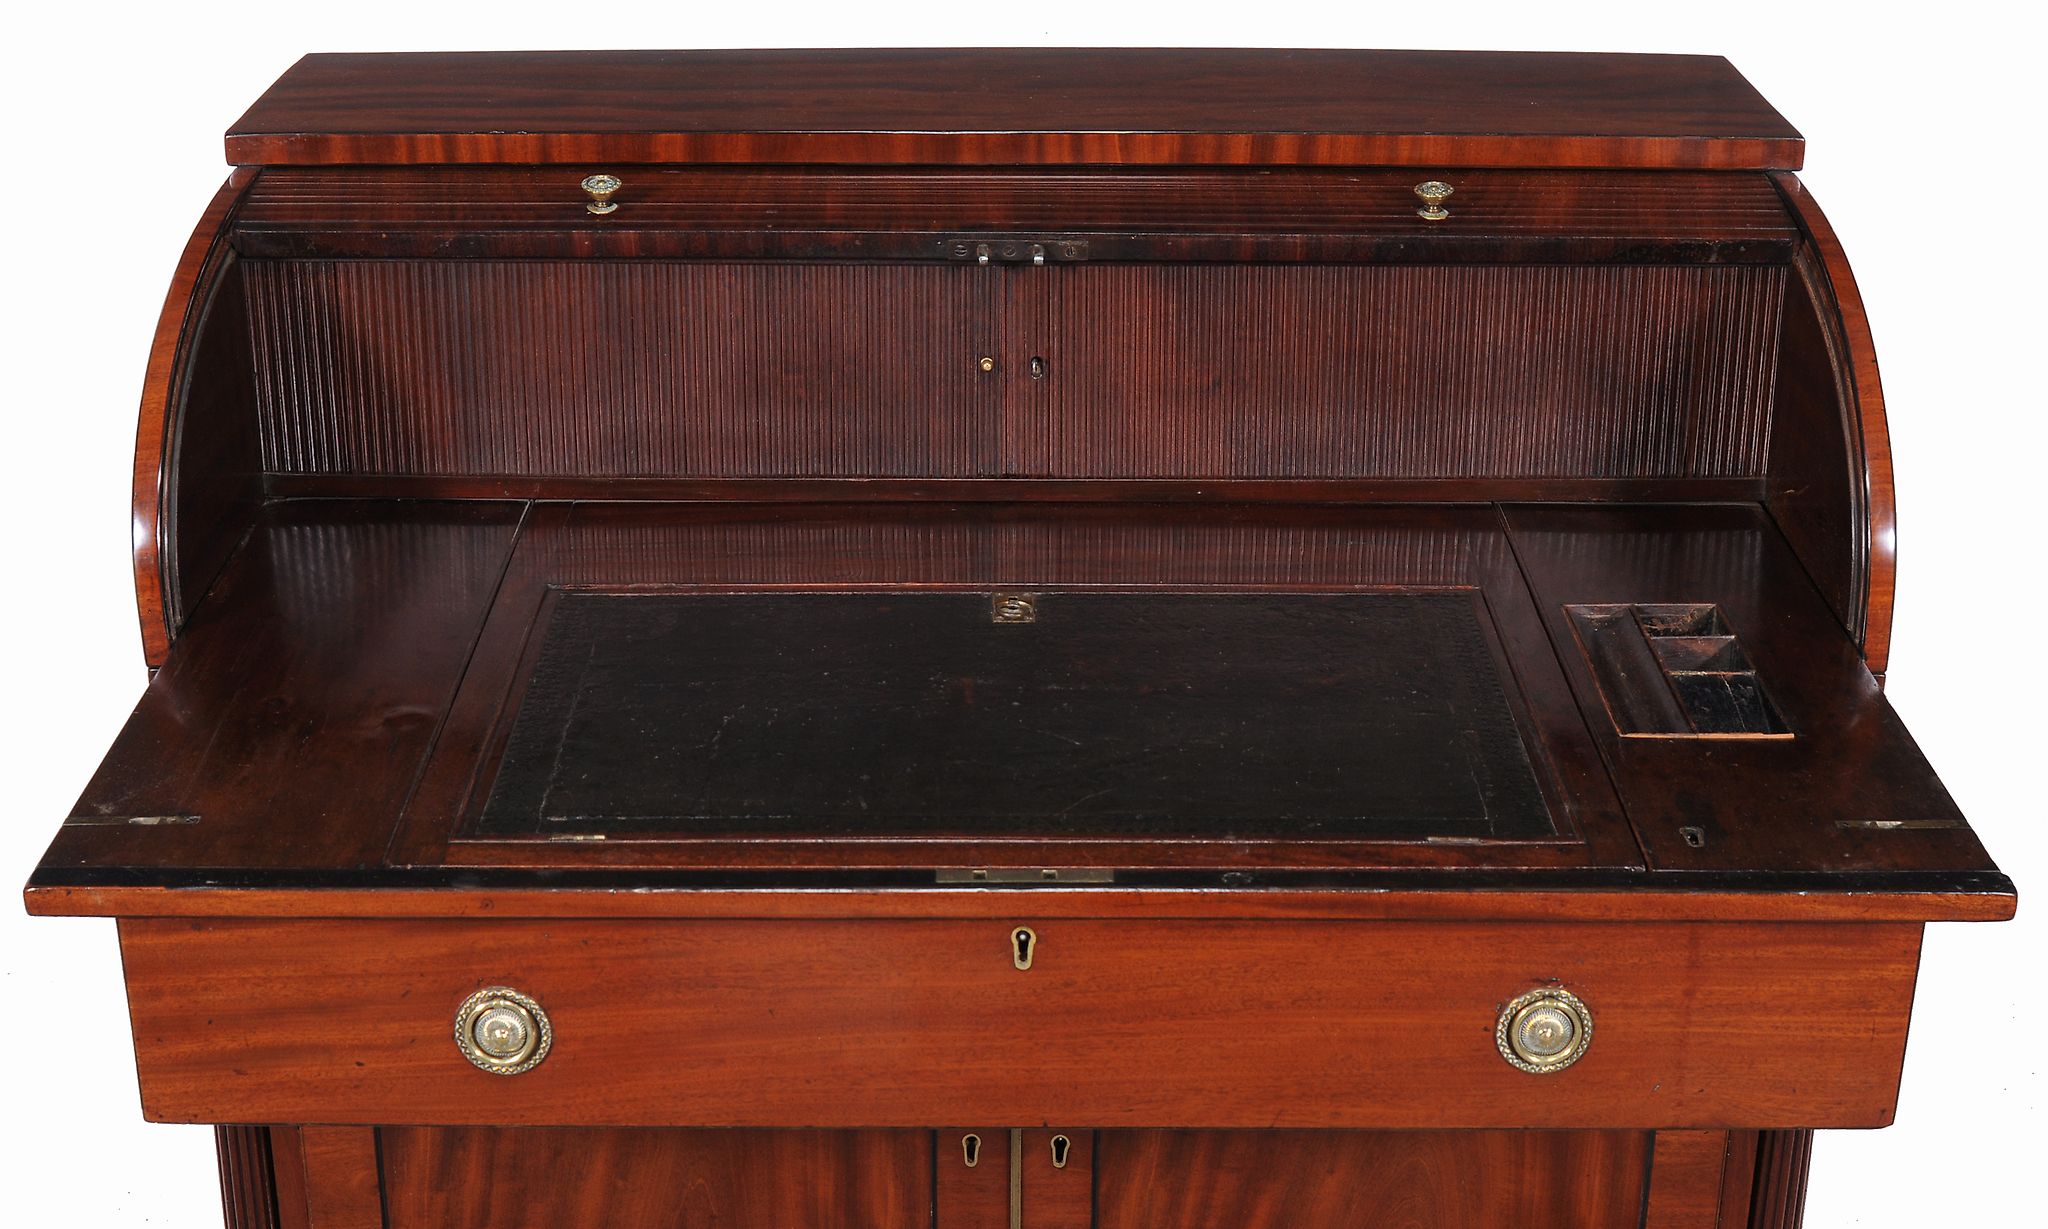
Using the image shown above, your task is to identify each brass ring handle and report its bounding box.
[1413,180,1454,221]
[455,986,553,1075]
[1496,986,1592,1074]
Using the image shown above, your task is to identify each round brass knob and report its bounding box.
[1496,986,1592,1074]
[580,173,622,216]
[1414,180,1454,220]
[455,986,552,1075]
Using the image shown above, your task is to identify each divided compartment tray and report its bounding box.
[1566,603,1789,738]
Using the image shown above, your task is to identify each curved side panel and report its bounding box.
[1767,172,1897,675]
[133,169,258,667]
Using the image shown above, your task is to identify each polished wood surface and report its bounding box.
[1506,503,1992,877]
[1771,173,1898,673]
[29,47,2009,1229]
[237,260,1784,483]
[232,167,1798,263]
[33,499,2005,912]
[293,1128,381,1229]
[1094,1130,1649,1228]
[1747,1130,1817,1229]
[118,917,1921,1129]
[215,1126,279,1229]
[228,50,1803,169]
[132,169,257,667]
[1644,1130,1747,1229]
[45,502,521,874]
[381,1128,929,1228]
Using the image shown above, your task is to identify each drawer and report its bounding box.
[118,916,1920,1128]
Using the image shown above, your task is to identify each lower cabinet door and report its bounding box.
[1093,1130,1653,1229]
[274,1125,1735,1228]
[377,1128,931,1229]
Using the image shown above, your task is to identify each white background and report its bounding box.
[1,4,2040,1224]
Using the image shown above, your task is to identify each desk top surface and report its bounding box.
[226,49,1804,169]
[27,500,2009,922]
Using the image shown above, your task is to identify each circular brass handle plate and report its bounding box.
[454,986,552,1075]
[1496,986,1592,1074]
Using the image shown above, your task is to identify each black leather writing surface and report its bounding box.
[475,591,1554,840]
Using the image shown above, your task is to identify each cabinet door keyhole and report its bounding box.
[1012,926,1036,970]
[1050,1134,1071,1168]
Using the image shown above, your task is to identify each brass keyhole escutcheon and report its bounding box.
[1051,1134,1071,1168]
[1012,926,1036,970]
[962,1133,981,1167]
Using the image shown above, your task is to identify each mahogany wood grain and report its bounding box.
[1644,1130,1738,1229]
[239,260,1784,485]
[230,167,1797,264]
[295,1129,380,1229]
[132,169,256,667]
[267,1128,308,1229]
[215,1125,281,1229]
[1504,502,1997,879]
[117,917,1922,1130]
[1094,1130,1649,1228]
[40,501,522,875]
[1771,172,1897,674]
[937,1128,1011,1229]
[379,1128,930,1229]
[1022,1129,1092,1229]
[1747,1129,1815,1228]
[26,882,2018,923]
[260,472,1769,505]
[1766,252,1865,653]
[227,50,1803,169]
[1720,1131,1762,1225]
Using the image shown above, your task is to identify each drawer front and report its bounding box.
[119,917,1919,1128]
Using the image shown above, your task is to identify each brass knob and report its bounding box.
[580,173,622,216]
[1414,180,1454,221]
[455,986,552,1075]
[1496,987,1592,1074]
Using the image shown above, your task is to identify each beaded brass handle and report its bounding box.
[1496,986,1592,1074]
[454,986,552,1075]
[1413,180,1454,221]
[581,173,622,216]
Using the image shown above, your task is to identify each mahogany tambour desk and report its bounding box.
[26,48,2015,1229]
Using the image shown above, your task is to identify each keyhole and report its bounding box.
[1012,926,1036,970]
[1029,355,1048,379]
[962,1134,981,1167]
[1050,1135,1071,1169]
[1680,826,1707,849]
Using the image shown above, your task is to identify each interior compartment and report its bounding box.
[1567,602,1789,737]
